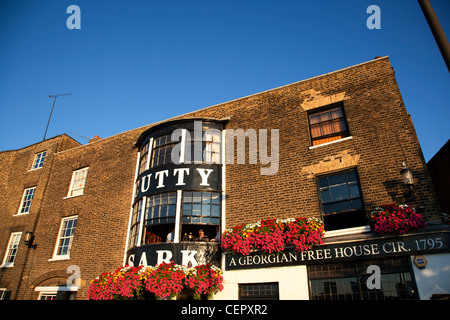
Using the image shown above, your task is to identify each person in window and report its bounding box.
[196,229,209,242]
[166,227,174,243]
[210,226,221,243]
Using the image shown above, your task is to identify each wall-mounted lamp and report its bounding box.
[400,162,414,201]
[24,231,37,249]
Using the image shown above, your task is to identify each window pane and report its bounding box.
[331,202,342,213]
[323,204,333,214]
[308,258,418,300]
[183,191,192,203]
[329,186,340,201]
[183,204,192,215]
[310,125,321,138]
[328,174,347,186]
[320,190,330,204]
[309,115,320,125]
[201,217,210,224]
[211,193,220,205]
[338,185,349,200]
[352,199,362,210]
[318,177,328,189]
[332,119,346,132]
[341,200,352,211]
[181,191,221,224]
[349,185,360,198]
[319,112,331,122]
[330,108,343,119]
[192,204,201,216]
[211,218,220,225]
[211,206,220,217]
[168,206,176,217]
[202,192,211,203]
[321,122,333,135]
[192,192,201,203]
[202,205,210,216]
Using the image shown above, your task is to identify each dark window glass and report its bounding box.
[142,192,176,244]
[239,283,279,300]
[150,134,178,168]
[317,170,365,231]
[308,258,418,300]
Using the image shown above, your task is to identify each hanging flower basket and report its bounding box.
[220,217,325,255]
[368,203,425,235]
[88,262,223,300]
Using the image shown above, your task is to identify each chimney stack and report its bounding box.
[89,135,101,143]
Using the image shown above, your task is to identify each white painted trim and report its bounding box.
[146,137,154,170]
[174,190,182,243]
[221,129,227,271]
[123,151,141,264]
[137,198,147,246]
[67,167,89,197]
[16,186,36,215]
[1,232,22,268]
[324,225,371,238]
[308,136,353,150]
[51,216,78,260]
[35,286,78,292]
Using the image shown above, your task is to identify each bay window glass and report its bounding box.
[129,121,224,249]
[151,134,177,168]
[186,131,221,164]
[129,200,144,248]
[143,192,177,244]
[181,191,220,242]
[138,141,150,175]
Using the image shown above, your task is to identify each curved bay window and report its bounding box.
[128,119,225,250]
[181,191,221,242]
[144,192,177,244]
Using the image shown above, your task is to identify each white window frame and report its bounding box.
[50,216,78,261]
[30,151,46,170]
[17,187,36,215]
[66,167,88,198]
[1,232,22,268]
[35,286,78,300]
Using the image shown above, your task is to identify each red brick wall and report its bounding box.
[0,57,440,300]
[0,134,81,299]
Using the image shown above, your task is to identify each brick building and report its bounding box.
[428,139,450,216]
[1,56,449,300]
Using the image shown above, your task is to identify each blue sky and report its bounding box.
[0,0,449,161]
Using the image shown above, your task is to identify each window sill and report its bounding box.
[14,212,30,217]
[48,256,71,262]
[35,285,79,292]
[63,194,84,200]
[1,263,14,268]
[324,225,371,238]
[27,167,43,172]
[309,136,353,149]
